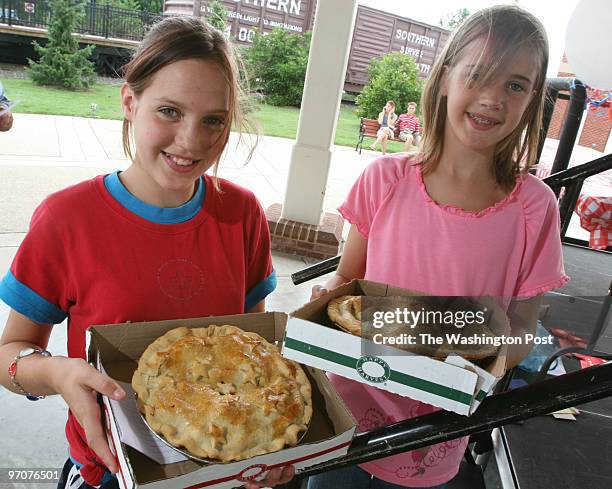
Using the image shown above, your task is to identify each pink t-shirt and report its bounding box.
[333,154,569,487]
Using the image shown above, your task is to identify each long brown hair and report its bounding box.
[420,5,548,189]
[121,16,256,188]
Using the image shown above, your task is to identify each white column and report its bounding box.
[281,0,358,225]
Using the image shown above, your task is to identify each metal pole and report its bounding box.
[547,78,587,189]
[537,86,558,164]
[291,256,340,285]
[587,280,612,351]
[91,0,96,35]
[543,153,612,190]
[558,179,584,237]
[103,3,110,38]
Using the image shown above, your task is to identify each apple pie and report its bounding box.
[132,325,312,462]
[327,295,362,336]
[327,295,499,360]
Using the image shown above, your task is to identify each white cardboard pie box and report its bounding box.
[282,280,511,416]
[86,312,356,489]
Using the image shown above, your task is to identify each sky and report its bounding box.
[358,0,581,78]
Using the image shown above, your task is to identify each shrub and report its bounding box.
[28,0,96,89]
[246,28,311,107]
[356,52,422,119]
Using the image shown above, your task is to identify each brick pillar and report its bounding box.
[266,204,344,260]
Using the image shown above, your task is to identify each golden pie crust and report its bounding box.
[132,325,312,462]
[328,295,362,336]
[327,295,499,360]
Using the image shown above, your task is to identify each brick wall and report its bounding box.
[546,66,611,151]
[547,99,567,139]
[547,98,611,153]
[579,106,611,152]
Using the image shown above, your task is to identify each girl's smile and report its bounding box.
[466,112,501,130]
[161,151,201,172]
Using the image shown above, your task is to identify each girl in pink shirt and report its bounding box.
[309,5,568,489]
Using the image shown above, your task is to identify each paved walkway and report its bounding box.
[0,112,608,480]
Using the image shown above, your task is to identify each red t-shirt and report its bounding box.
[0,172,275,485]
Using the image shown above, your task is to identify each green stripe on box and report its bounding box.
[476,390,486,402]
[284,338,357,369]
[284,337,473,406]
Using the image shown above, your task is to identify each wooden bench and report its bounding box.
[355,117,402,154]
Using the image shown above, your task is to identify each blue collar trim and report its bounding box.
[103,172,205,224]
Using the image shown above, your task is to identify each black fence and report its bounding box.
[0,0,162,41]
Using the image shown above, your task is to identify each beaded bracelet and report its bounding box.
[8,347,52,401]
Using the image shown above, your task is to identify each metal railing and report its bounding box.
[0,0,161,40]
[298,360,612,477]
[540,78,588,180]
[545,152,612,238]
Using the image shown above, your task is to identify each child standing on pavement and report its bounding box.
[396,102,421,151]
[0,17,291,489]
[309,5,568,489]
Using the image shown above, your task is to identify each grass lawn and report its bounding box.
[4,77,408,152]
[252,103,406,152]
[3,78,124,120]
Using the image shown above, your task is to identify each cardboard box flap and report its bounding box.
[87,312,285,363]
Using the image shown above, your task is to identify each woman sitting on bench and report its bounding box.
[370,100,397,154]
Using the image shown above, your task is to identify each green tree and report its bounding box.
[206,0,228,32]
[246,29,311,107]
[28,0,96,89]
[137,0,163,13]
[356,52,422,119]
[439,8,470,30]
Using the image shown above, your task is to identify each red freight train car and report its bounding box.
[163,0,450,92]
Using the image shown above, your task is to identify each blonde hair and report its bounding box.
[420,5,548,189]
[121,16,256,189]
